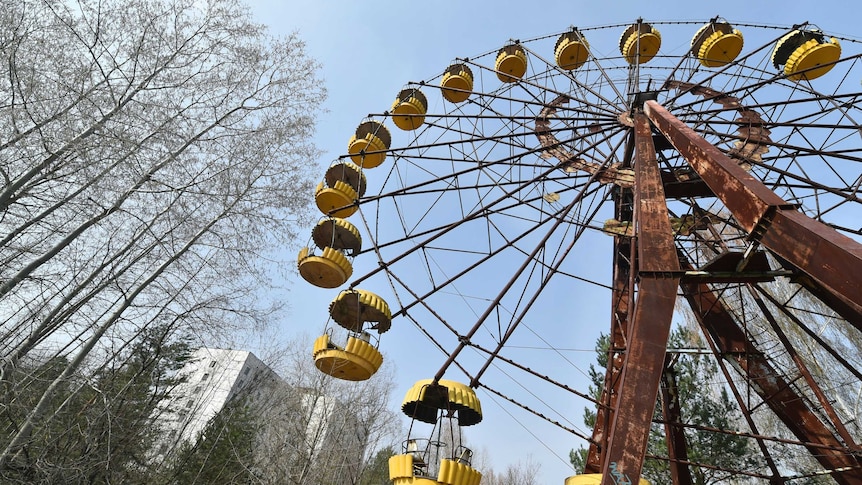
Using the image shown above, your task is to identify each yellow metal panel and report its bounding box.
[438,459,481,485]
[619,23,661,65]
[495,45,527,82]
[441,68,473,103]
[312,334,335,356]
[329,289,392,333]
[622,31,661,65]
[555,32,590,70]
[297,248,351,288]
[785,38,841,80]
[349,120,391,167]
[348,133,388,168]
[324,161,366,197]
[391,89,427,131]
[564,473,651,485]
[315,180,358,218]
[313,342,381,381]
[697,30,743,67]
[401,379,482,425]
[389,454,414,480]
[311,217,361,254]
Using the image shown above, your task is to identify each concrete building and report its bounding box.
[153,348,281,455]
[152,347,368,482]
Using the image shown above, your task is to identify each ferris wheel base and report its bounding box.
[565,473,651,484]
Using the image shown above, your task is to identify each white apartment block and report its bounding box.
[153,348,281,456]
[152,347,368,482]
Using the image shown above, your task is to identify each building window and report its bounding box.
[209,360,217,368]
[201,373,209,382]
[243,367,250,375]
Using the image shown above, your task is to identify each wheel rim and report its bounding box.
[334,20,862,482]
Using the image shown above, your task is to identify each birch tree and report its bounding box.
[161,339,402,485]
[0,0,324,478]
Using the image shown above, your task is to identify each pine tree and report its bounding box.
[359,446,396,485]
[0,325,192,483]
[166,400,260,484]
[570,327,760,484]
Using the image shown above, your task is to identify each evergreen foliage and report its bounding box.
[570,327,761,484]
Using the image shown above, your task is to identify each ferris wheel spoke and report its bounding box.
[361,171,604,262]
[466,200,610,388]
[526,45,628,112]
[316,20,862,483]
[384,172,616,324]
[679,265,862,475]
[356,177,605,313]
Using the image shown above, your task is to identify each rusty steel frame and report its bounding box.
[584,225,631,474]
[599,113,680,485]
[680,276,862,484]
[660,356,695,485]
[644,100,862,315]
[586,101,862,484]
[632,99,862,483]
[585,132,636,474]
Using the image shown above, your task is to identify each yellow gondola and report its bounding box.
[329,288,392,333]
[441,63,473,103]
[495,44,527,82]
[691,20,743,67]
[564,474,651,484]
[298,218,361,288]
[348,120,391,168]
[390,379,483,485]
[297,246,352,289]
[555,30,590,70]
[392,88,428,131]
[312,288,393,381]
[619,21,661,65]
[401,379,482,426]
[312,333,383,381]
[311,217,361,255]
[390,453,481,485]
[314,161,366,218]
[772,28,841,81]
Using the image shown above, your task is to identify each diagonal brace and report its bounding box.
[600,113,680,485]
[644,100,862,316]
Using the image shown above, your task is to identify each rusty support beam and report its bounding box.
[587,128,637,474]
[680,277,862,484]
[660,357,695,485]
[760,210,862,315]
[644,100,862,317]
[644,100,788,231]
[603,279,678,484]
[600,114,680,485]
[585,226,631,473]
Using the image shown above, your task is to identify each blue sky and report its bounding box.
[246,1,860,481]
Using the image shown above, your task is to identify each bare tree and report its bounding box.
[254,338,401,485]
[680,223,861,483]
[480,457,542,485]
[160,338,402,485]
[0,0,324,478]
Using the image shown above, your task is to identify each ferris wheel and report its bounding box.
[299,17,862,485]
